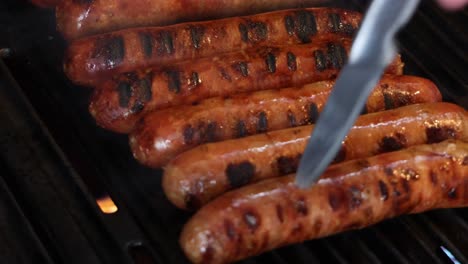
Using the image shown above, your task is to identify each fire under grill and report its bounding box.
[1,0,467,263]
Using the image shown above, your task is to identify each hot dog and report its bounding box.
[90,39,404,133]
[63,8,362,85]
[131,75,440,169]
[163,102,467,210]
[58,2,346,40]
[180,140,468,264]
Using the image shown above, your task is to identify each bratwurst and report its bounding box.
[180,140,468,264]
[63,8,362,85]
[58,2,348,40]
[131,75,439,169]
[90,39,404,133]
[163,102,467,210]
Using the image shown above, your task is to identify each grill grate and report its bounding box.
[0,1,467,264]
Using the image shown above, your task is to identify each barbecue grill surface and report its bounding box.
[1,0,467,263]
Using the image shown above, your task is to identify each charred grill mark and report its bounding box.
[448,187,457,199]
[239,23,249,42]
[384,167,394,177]
[307,103,319,123]
[239,20,268,43]
[156,31,174,55]
[139,32,153,58]
[329,189,346,211]
[183,125,194,145]
[131,101,144,113]
[189,25,205,49]
[287,110,297,127]
[131,76,152,113]
[236,120,248,138]
[291,223,303,235]
[378,180,389,201]
[329,13,341,32]
[333,146,346,163]
[383,92,395,110]
[276,204,284,223]
[287,52,297,71]
[257,112,268,133]
[314,50,327,71]
[426,126,457,143]
[117,82,131,107]
[92,36,125,69]
[430,171,438,185]
[224,219,236,240]
[243,210,260,232]
[295,197,308,216]
[200,121,217,143]
[184,194,202,211]
[220,68,232,81]
[295,10,317,43]
[226,161,255,188]
[328,13,356,35]
[327,43,347,69]
[166,70,181,93]
[378,133,407,153]
[349,186,362,209]
[361,104,368,115]
[233,62,249,77]
[265,53,277,73]
[277,155,301,175]
[284,15,295,35]
[190,72,201,87]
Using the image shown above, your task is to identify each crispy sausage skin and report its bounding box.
[163,102,467,210]
[180,140,468,264]
[131,75,440,169]
[90,39,404,133]
[58,2,349,40]
[64,8,362,85]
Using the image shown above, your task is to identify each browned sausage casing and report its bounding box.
[64,8,362,85]
[90,39,404,133]
[180,140,468,264]
[131,75,439,169]
[163,102,467,210]
[58,2,347,40]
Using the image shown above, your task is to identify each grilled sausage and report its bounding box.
[90,39,404,133]
[180,140,468,264]
[64,8,362,85]
[131,75,440,169]
[163,102,467,210]
[58,2,345,40]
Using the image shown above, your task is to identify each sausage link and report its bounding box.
[90,39,404,133]
[180,140,468,264]
[131,75,440,169]
[58,2,348,40]
[163,102,467,210]
[64,8,362,85]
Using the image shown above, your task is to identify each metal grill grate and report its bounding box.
[0,1,467,263]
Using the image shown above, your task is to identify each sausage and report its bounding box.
[58,1,342,40]
[131,75,440,169]
[90,39,404,133]
[163,102,467,210]
[30,0,59,8]
[180,140,468,264]
[63,8,363,85]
